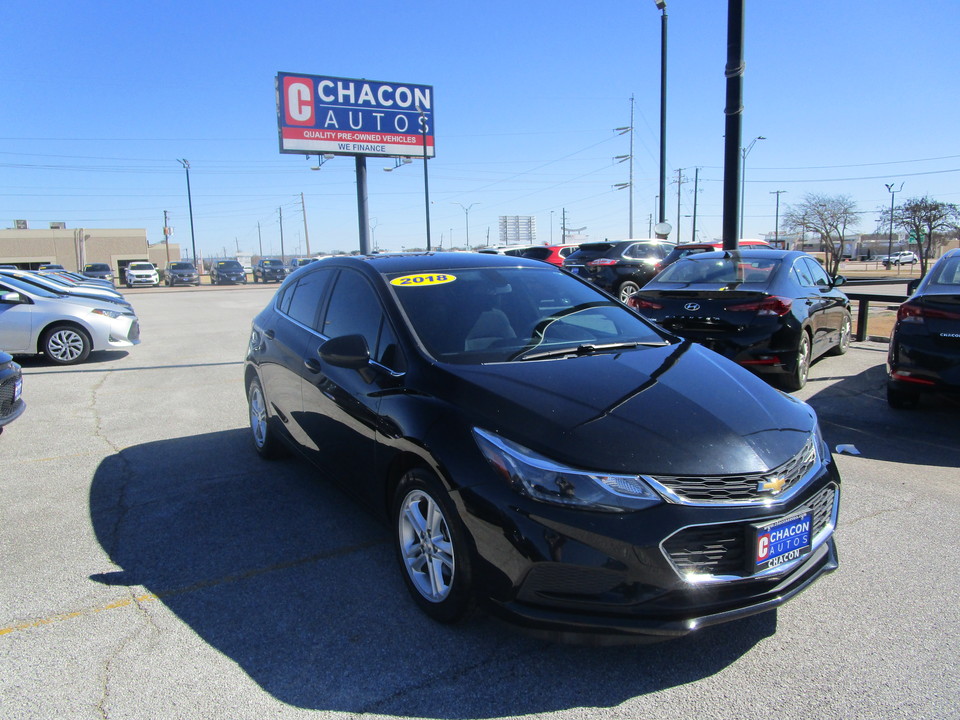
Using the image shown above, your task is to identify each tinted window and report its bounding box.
[322,270,383,348]
[284,269,333,330]
[802,258,831,287]
[85,263,110,271]
[658,257,781,284]
[930,257,960,286]
[216,261,242,270]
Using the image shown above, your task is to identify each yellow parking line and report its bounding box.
[0,594,158,636]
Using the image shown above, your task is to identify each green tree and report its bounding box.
[781,193,859,277]
[877,196,960,276]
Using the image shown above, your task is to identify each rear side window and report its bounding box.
[284,269,334,330]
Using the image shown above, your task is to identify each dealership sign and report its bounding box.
[276,72,434,158]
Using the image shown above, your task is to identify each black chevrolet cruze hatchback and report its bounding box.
[244,252,840,642]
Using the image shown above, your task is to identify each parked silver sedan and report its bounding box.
[0,275,140,365]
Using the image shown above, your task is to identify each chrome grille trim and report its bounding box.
[660,483,839,584]
[645,435,820,507]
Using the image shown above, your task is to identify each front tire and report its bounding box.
[42,325,91,365]
[393,469,474,624]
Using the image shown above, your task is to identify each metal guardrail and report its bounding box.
[846,292,906,342]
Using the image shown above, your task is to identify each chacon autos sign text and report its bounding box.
[276,72,434,158]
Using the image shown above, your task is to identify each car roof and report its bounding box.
[306,251,549,277]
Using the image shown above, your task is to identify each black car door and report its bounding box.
[801,257,846,355]
[299,268,404,505]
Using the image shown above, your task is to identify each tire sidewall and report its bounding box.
[392,469,473,624]
[42,325,91,365]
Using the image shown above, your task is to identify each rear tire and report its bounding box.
[887,384,919,409]
[617,280,641,303]
[247,376,286,459]
[393,469,474,624]
[781,331,811,391]
[828,314,852,356]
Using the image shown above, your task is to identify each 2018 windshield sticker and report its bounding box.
[390,273,456,287]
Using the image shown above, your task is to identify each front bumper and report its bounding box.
[457,457,840,641]
[127,275,158,286]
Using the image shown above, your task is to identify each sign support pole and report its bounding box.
[356,156,370,255]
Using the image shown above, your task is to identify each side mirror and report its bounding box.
[831,275,847,287]
[907,278,921,295]
[319,334,370,370]
[0,291,25,304]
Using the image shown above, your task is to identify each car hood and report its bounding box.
[432,342,815,476]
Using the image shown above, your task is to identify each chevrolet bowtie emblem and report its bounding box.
[758,476,787,494]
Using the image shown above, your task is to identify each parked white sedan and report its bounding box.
[0,275,140,365]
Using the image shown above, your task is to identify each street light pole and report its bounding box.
[739,135,765,238]
[177,159,197,266]
[885,182,903,262]
[417,105,432,251]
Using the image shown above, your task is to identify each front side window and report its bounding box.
[284,269,333,330]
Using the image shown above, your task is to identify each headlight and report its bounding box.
[91,308,123,319]
[473,428,662,512]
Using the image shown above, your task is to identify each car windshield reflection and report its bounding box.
[387,266,671,364]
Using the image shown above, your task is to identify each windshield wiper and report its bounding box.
[516,340,670,361]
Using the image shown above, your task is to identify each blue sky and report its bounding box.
[3,1,959,257]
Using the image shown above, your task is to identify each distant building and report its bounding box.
[0,225,180,275]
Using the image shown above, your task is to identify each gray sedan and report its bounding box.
[0,276,140,364]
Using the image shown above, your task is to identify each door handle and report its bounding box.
[264,329,275,340]
[304,358,322,374]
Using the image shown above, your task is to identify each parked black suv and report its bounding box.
[563,239,676,302]
[209,260,247,285]
[165,261,200,287]
[253,258,286,283]
[0,350,26,436]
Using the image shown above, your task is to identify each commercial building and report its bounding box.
[0,223,180,275]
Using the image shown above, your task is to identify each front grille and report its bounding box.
[648,436,818,504]
[662,483,837,578]
[0,374,23,420]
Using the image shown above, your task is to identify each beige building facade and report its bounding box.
[0,226,180,274]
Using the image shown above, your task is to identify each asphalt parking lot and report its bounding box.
[2,284,959,720]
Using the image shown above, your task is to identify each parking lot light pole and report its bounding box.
[885,182,903,262]
[739,136,765,238]
[177,159,198,266]
[654,0,668,238]
[453,203,478,248]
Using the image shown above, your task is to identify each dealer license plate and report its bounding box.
[752,509,812,573]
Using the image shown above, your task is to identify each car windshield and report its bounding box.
[216,261,242,269]
[85,264,110,271]
[130,263,153,270]
[0,276,61,299]
[387,266,671,364]
[262,260,283,267]
[655,256,782,285]
[171,263,195,270]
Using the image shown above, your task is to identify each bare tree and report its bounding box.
[781,193,859,276]
[877,196,960,276]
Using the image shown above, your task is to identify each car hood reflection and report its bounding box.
[435,342,814,477]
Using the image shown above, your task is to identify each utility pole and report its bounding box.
[692,168,700,243]
[674,169,687,242]
[257,222,263,258]
[770,190,787,247]
[177,159,198,265]
[300,193,311,256]
[278,206,286,261]
[163,210,171,266]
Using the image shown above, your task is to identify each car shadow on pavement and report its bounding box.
[88,429,776,716]
[803,352,960,469]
